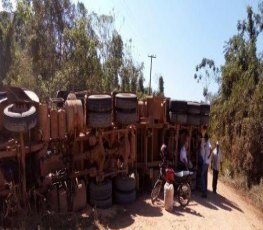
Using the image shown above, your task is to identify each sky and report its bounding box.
[1,0,260,102]
[75,0,260,102]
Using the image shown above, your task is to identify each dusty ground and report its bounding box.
[5,172,262,229]
[97,173,263,230]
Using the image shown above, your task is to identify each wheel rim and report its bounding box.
[151,180,162,202]
[178,183,191,207]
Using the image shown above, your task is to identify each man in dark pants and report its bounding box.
[201,133,212,198]
[211,141,223,194]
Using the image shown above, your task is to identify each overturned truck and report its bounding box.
[0,86,210,216]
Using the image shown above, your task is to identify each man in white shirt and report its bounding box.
[211,141,222,194]
[201,133,212,198]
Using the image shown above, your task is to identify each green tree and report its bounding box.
[194,58,220,101]
[0,8,13,86]
[196,4,263,187]
[158,75,164,96]
[0,0,145,99]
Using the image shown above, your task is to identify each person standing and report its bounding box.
[211,141,223,194]
[201,133,212,198]
[160,144,168,162]
[159,144,169,177]
[179,141,189,171]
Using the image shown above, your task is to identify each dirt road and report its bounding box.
[98,173,263,230]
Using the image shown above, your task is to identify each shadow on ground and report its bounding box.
[98,193,163,229]
[171,205,204,218]
[151,192,203,218]
[192,190,243,212]
[0,190,244,229]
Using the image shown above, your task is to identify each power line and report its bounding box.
[148,54,156,95]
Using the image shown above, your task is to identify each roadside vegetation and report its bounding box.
[196,2,263,210]
[0,0,167,100]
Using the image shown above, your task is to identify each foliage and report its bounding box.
[0,0,148,99]
[194,58,220,101]
[196,3,263,187]
[157,75,164,97]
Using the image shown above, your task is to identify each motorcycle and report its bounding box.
[151,161,193,207]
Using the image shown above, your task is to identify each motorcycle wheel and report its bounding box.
[177,183,191,207]
[151,179,163,204]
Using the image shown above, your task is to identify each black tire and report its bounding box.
[151,179,162,203]
[0,91,7,101]
[87,112,112,128]
[0,97,7,104]
[90,196,112,209]
[177,183,191,207]
[169,100,187,113]
[187,102,200,114]
[200,104,210,115]
[89,180,112,201]
[200,115,209,125]
[50,97,64,108]
[24,90,40,103]
[187,114,200,126]
[56,90,69,101]
[115,111,137,125]
[115,93,137,110]
[169,112,187,124]
[3,104,37,132]
[87,95,112,113]
[114,176,136,193]
[114,190,136,204]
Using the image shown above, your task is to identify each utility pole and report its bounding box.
[148,55,156,95]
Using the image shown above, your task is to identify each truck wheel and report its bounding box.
[169,112,187,124]
[187,102,201,114]
[115,93,137,110]
[24,90,39,103]
[0,91,7,101]
[3,104,37,132]
[115,110,137,125]
[87,112,112,128]
[114,190,136,204]
[169,100,187,113]
[56,90,69,101]
[89,180,112,201]
[114,176,136,193]
[200,104,210,115]
[90,196,112,209]
[87,95,112,113]
[187,114,200,126]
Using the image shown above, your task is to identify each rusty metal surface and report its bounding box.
[0,91,210,220]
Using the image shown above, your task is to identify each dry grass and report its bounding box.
[247,180,263,211]
[220,174,263,213]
